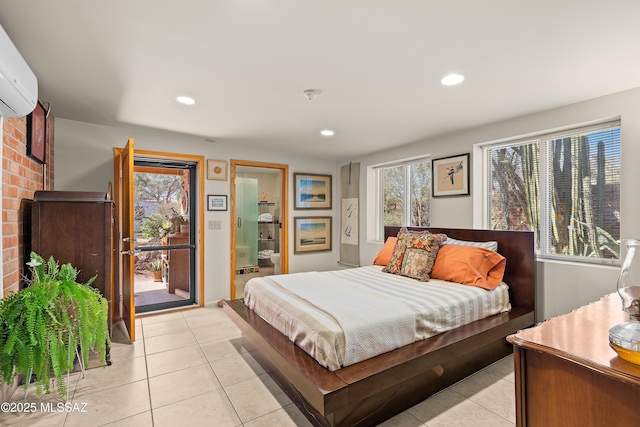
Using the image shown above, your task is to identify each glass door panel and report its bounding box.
[235,176,258,269]
[133,161,196,313]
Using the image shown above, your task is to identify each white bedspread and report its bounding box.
[244,265,511,371]
[268,271,416,367]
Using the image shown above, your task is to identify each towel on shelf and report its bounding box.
[258,249,274,259]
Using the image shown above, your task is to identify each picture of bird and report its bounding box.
[442,162,464,184]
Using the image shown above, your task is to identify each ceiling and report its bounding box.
[1,1,639,161]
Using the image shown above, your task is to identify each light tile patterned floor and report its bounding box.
[1,304,516,427]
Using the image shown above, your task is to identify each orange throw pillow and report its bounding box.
[430,245,506,290]
[373,237,397,266]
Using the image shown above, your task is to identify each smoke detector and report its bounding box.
[303,89,319,101]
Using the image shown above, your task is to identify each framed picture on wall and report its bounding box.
[294,216,332,253]
[27,101,47,164]
[294,173,332,209]
[207,195,227,211]
[432,153,470,197]
[207,159,228,181]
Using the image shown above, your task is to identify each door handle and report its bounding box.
[237,217,242,228]
[121,250,141,257]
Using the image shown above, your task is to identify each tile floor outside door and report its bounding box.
[1,304,516,427]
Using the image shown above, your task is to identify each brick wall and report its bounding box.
[2,105,55,295]
[0,107,55,403]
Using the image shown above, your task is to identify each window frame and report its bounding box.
[374,156,431,241]
[481,120,621,266]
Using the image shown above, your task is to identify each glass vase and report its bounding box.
[609,239,640,364]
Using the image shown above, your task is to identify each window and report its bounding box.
[376,158,431,239]
[485,121,620,263]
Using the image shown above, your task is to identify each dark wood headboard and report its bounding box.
[384,226,535,314]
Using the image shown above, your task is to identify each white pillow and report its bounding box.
[443,237,498,252]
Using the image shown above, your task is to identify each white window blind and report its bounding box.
[485,121,621,263]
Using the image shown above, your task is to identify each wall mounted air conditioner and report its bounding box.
[0,24,37,117]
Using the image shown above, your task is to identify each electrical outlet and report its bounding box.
[209,220,222,230]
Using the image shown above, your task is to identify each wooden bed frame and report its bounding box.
[224,227,536,426]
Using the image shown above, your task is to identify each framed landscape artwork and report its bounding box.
[207,195,227,211]
[432,153,470,197]
[294,173,332,209]
[294,216,332,253]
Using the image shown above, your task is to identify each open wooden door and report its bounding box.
[113,138,136,341]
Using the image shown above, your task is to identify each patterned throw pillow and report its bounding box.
[383,228,446,281]
[383,228,427,274]
[400,248,432,281]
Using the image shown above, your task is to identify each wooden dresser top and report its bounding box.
[508,293,640,386]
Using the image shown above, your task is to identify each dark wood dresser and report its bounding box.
[31,191,114,335]
[507,293,640,427]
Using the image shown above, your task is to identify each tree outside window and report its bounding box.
[487,123,620,261]
[379,159,431,235]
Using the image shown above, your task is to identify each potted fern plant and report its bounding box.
[0,252,110,398]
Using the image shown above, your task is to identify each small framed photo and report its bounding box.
[294,173,332,210]
[27,101,47,164]
[432,153,470,197]
[207,159,228,181]
[294,216,332,254]
[207,195,227,211]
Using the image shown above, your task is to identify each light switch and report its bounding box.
[209,220,222,230]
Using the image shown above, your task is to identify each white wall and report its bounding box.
[54,119,339,304]
[350,87,640,320]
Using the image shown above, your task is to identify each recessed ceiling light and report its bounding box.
[176,96,196,105]
[320,130,335,137]
[441,74,465,86]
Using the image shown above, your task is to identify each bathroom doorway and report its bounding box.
[230,160,289,299]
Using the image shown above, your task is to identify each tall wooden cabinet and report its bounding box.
[31,191,114,336]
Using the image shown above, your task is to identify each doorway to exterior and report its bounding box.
[230,160,289,299]
[114,139,205,341]
[132,159,197,313]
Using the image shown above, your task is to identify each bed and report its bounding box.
[223,227,535,426]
